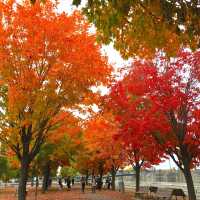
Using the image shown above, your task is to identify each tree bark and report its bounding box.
[42,161,51,192]
[98,164,104,190]
[111,167,116,190]
[18,159,29,200]
[183,162,196,200]
[85,170,89,185]
[134,165,140,192]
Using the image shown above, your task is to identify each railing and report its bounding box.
[114,170,200,200]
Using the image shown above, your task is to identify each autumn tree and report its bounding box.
[74,0,200,58]
[39,112,83,192]
[108,87,163,192]
[109,50,200,200]
[0,1,111,200]
[84,112,124,190]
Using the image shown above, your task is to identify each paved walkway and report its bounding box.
[0,186,133,200]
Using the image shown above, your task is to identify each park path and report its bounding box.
[0,186,133,200]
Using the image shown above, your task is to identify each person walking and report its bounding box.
[58,177,63,190]
[106,176,111,189]
[80,176,86,193]
[48,177,52,188]
[91,176,96,193]
[72,177,75,185]
[67,176,71,190]
[64,177,67,185]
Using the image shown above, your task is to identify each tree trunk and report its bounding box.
[99,168,103,190]
[111,167,116,190]
[183,162,196,200]
[42,161,51,192]
[134,165,140,192]
[98,164,104,190]
[18,159,29,200]
[85,170,89,185]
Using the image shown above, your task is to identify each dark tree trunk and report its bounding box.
[16,124,45,200]
[85,170,89,185]
[18,159,29,200]
[99,170,103,183]
[183,161,196,200]
[134,165,140,192]
[111,167,116,190]
[98,164,104,190]
[42,161,51,192]
[99,169,103,187]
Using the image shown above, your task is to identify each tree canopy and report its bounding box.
[74,0,200,58]
[0,1,111,199]
[108,50,200,200]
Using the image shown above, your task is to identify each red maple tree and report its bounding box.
[109,50,200,200]
[0,1,111,199]
[108,83,164,192]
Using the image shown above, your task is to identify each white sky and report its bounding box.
[57,0,177,170]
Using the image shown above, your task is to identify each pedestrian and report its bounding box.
[64,177,67,185]
[58,177,63,190]
[106,176,111,189]
[91,176,96,193]
[96,176,102,190]
[31,178,34,187]
[67,176,71,190]
[72,177,75,185]
[80,176,86,193]
[48,177,52,188]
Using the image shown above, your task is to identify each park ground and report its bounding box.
[0,185,133,200]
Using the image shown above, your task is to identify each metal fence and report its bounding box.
[115,169,200,199]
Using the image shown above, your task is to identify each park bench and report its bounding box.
[171,189,186,200]
[135,186,158,199]
[149,186,158,199]
[135,186,150,199]
[154,188,173,200]
[154,188,186,200]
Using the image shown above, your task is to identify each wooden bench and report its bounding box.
[154,188,174,200]
[149,186,158,199]
[171,189,186,200]
[135,186,158,199]
[154,188,186,200]
[135,186,150,199]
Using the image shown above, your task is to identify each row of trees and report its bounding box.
[0,1,199,200]
[72,2,200,200]
[76,50,200,200]
[109,51,200,200]
[0,1,111,200]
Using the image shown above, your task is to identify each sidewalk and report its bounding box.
[0,186,133,200]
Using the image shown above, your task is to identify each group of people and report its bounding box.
[57,175,112,193]
[58,176,75,190]
[80,175,112,193]
[30,175,112,193]
[80,176,98,193]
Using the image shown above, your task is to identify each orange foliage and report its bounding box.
[83,112,124,173]
[0,0,111,163]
